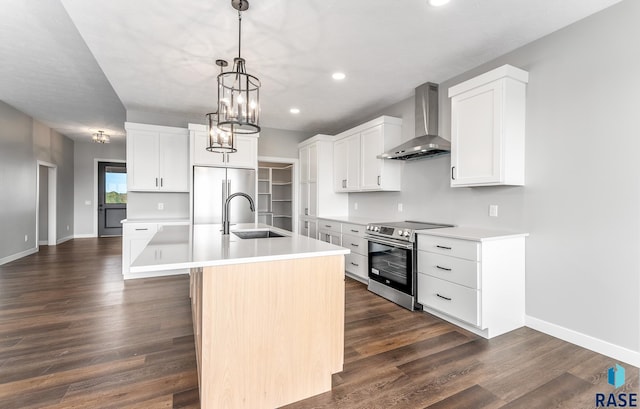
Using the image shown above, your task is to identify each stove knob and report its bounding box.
[404,231,411,237]
[374,226,380,232]
[366,225,370,230]
[398,230,404,236]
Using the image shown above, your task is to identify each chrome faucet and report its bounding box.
[222,192,255,234]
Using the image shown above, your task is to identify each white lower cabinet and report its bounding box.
[417,228,527,339]
[342,222,368,283]
[319,220,369,283]
[299,217,318,239]
[122,221,189,280]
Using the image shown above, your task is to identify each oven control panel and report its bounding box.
[366,224,415,242]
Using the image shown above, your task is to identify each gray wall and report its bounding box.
[73,140,126,236]
[0,101,36,260]
[0,102,75,263]
[346,1,640,353]
[258,127,312,159]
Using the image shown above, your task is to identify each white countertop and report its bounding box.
[416,226,529,241]
[121,218,190,224]
[130,223,350,273]
[314,216,377,225]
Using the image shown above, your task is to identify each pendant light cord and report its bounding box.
[237,9,242,60]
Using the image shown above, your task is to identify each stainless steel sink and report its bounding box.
[232,230,286,239]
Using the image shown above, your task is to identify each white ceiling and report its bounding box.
[0,0,624,142]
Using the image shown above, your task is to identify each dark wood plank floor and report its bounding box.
[1,238,637,408]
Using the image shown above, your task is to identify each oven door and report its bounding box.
[367,236,414,295]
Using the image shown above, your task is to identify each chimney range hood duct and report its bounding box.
[379,82,451,161]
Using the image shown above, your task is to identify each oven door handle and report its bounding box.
[366,236,414,250]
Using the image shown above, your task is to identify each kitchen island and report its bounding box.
[130,223,349,409]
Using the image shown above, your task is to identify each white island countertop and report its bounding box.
[130,223,350,273]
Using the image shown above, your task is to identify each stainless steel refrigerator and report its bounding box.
[193,166,256,225]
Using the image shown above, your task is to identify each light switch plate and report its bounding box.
[489,204,499,217]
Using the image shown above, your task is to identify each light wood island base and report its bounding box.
[190,255,345,409]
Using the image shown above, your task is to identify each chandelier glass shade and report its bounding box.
[92,130,110,143]
[216,0,260,135]
[206,112,236,153]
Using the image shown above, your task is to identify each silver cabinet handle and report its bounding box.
[342,179,346,188]
[134,228,149,231]
[351,229,359,233]
[436,245,452,250]
[436,293,452,301]
[304,208,308,215]
[350,262,359,267]
[436,265,452,271]
[350,243,359,247]
[377,175,381,186]
[451,166,456,180]
[155,177,158,187]
[160,178,163,187]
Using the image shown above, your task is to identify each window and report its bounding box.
[105,166,127,204]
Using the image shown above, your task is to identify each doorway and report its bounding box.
[97,162,127,237]
[257,156,298,232]
[36,161,57,246]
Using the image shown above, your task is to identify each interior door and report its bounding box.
[98,162,127,237]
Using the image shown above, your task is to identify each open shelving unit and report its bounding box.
[257,162,293,231]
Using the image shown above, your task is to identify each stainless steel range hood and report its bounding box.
[379,82,451,161]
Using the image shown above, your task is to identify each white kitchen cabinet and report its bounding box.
[333,133,360,192]
[341,222,368,283]
[125,123,189,192]
[416,227,527,339]
[299,217,318,239]
[333,116,402,192]
[299,135,348,218]
[121,220,189,279]
[317,219,342,246]
[448,65,528,187]
[189,123,257,169]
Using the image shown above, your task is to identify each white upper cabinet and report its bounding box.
[190,123,257,169]
[299,135,348,218]
[125,122,189,192]
[448,65,528,187]
[333,116,402,192]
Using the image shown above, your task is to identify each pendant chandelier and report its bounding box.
[92,130,110,144]
[216,0,261,135]
[207,59,237,153]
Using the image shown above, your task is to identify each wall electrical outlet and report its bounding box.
[84,200,91,206]
[24,234,28,242]
[67,225,70,231]
[157,202,164,210]
[489,204,499,217]
[398,203,404,212]
[354,202,358,210]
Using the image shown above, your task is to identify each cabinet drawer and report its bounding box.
[317,219,341,234]
[417,235,480,261]
[341,234,367,256]
[417,251,480,289]
[342,223,366,237]
[418,274,480,326]
[345,252,367,281]
[123,223,158,238]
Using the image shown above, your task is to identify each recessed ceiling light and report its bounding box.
[429,0,450,6]
[332,72,346,80]
[290,108,300,114]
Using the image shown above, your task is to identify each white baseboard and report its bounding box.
[38,240,48,246]
[526,315,640,367]
[74,233,96,239]
[56,235,73,245]
[0,247,38,266]
[123,268,189,280]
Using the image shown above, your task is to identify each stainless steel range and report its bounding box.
[366,220,453,310]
